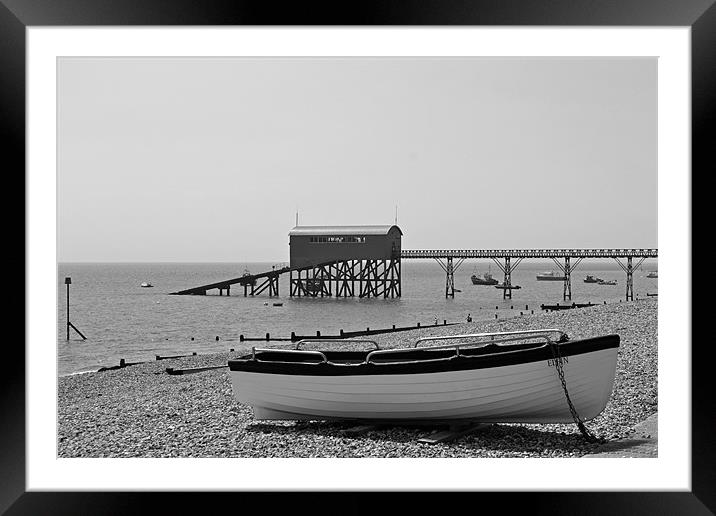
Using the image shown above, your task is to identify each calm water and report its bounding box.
[57,260,658,375]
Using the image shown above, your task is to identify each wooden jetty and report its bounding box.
[170,265,292,296]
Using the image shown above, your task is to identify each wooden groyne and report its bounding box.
[238,320,459,342]
[540,302,598,312]
[165,365,227,375]
[90,321,460,373]
[96,358,146,372]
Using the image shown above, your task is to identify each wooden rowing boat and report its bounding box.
[228,330,619,424]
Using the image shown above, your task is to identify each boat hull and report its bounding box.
[471,276,498,285]
[536,276,566,281]
[230,340,618,423]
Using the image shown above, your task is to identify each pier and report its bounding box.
[402,249,658,301]
[170,224,656,302]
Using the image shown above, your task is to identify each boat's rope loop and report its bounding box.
[549,341,605,444]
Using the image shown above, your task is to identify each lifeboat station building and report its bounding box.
[288,225,402,298]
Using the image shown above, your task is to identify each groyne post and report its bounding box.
[64,277,86,340]
[66,277,70,340]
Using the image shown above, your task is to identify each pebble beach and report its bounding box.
[58,299,657,458]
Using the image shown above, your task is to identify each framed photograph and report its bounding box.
[7,0,710,513]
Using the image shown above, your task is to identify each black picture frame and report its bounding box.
[4,1,709,514]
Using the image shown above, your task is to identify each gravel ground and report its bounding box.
[58,299,657,458]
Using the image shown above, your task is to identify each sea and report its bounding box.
[57,260,658,376]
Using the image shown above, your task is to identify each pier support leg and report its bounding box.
[445,257,455,298]
[287,259,401,299]
[491,256,522,300]
[503,257,512,300]
[552,256,582,302]
[397,259,402,298]
[563,257,572,301]
[434,257,463,299]
[613,256,645,302]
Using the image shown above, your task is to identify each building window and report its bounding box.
[308,235,366,244]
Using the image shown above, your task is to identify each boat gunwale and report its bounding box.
[228,335,620,377]
[246,329,567,367]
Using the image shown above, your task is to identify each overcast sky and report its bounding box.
[58,57,657,262]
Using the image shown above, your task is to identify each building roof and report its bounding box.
[289,225,402,236]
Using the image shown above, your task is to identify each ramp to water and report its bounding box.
[170,262,336,296]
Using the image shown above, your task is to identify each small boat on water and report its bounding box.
[471,271,499,285]
[597,279,617,286]
[584,275,602,284]
[140,282,153,288]
[646,271,658,278]
[229,329,619,423]
[536,271,566,281]
[495,283,521,290]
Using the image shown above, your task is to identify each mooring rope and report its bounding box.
[549,340,605,444]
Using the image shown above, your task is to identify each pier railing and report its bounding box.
[401,249,658,259]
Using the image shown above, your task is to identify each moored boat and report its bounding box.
[495,283,521,290]
[229,329,619,424]
[584,275,602,284]
[597,279,617,286]
[471,271,499,285]
[536,271,566,281]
